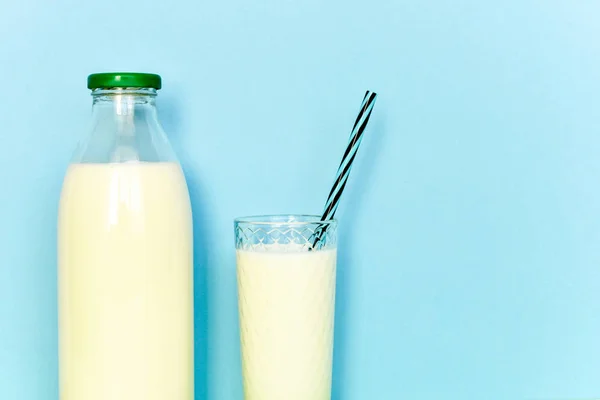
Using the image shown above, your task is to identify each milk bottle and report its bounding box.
[58,73,193,400]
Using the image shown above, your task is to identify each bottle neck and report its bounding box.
[91,87,158,117]
[71,87,176,163]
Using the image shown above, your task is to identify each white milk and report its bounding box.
[236,247,337,400]
[58,162,193,400]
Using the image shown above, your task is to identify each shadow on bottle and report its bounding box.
[187,173,211,400]
[161,94,211,400]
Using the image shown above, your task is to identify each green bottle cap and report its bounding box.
[87,72,162,90]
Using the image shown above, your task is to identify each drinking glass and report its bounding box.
[234,215,337,400]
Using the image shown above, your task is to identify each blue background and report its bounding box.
[1,0,599,399]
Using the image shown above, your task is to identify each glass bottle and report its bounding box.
[58,73,193,400]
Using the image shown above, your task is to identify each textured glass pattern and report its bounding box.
[235,216,337,400]
[235,216,337,251]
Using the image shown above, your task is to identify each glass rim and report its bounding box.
[234,214,336,226]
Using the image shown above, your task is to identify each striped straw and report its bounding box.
[312,90,378,249]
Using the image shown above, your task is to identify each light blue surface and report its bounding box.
[1,1,599,399]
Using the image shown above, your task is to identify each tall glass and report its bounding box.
[234,215,337,400]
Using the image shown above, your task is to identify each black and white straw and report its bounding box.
[312,90,378,249]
